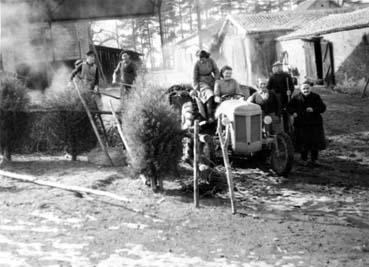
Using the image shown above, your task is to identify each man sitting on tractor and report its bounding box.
[214,66,248,103]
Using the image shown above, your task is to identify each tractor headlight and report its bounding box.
[264,115,272,125]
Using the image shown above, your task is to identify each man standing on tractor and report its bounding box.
[267,61,294,133]
[112,51,137,98]
[70,50,99,93]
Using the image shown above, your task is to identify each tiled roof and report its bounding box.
[176,21,224,45]
[278,7,369,40]
[297,0,340,10]
[229,9,349,34]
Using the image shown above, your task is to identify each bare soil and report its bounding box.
[0,89,369,267]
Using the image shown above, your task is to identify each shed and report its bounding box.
[174,22,224,81]
[277,7,369,91]
[211,9,347,86]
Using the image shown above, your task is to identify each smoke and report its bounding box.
[1,0,88,109]
[1,1,51,72]
[47,65,73,93]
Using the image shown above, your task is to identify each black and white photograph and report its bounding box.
[0,0,369,266]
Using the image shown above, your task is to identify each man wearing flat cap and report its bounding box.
[70,50,99,93]
[267,61,294,133]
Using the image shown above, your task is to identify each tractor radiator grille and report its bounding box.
[250,115,261,142]
[235,115,247,142]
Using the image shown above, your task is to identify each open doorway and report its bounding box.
[303,38,335,87]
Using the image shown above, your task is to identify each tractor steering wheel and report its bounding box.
[220,93,246,101]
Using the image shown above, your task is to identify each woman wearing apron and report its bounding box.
[192,50,220,122]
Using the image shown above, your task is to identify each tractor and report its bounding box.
[167,84,294,176]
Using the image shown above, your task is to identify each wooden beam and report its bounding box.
[108,100,133,161]
[0,169,131,202]
[193,120,200,208]
[217,116,236,214]
[73,81,114,166]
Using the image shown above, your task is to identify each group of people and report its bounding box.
[69,48,326,166]
[69,50,137,97]
[192,50,326,166]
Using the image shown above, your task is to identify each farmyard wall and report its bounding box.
[279,27,369,93]
[324,28,369,93]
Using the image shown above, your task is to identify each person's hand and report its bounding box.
[306,107,313,112]
[293,113,298,118]
[67,81,73,88]
[190,90,198,98]
[287,90,292,96]
[112,78,116,84]
[94,85,100,94]
[214,96,221,103]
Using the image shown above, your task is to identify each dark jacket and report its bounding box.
[287,92,326,151]
[248,90,281,116]
[287,92,326,126]
[70,62,99,90]
[267,71,294,107]
[193,57,220,88]
[114,60,137,85]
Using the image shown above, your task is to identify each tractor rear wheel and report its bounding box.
[270,132,294,176]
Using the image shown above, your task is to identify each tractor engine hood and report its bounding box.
[215,100,262,121]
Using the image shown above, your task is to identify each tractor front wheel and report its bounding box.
[270,132,294,176]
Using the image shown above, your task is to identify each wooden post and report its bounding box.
[108,100,133,161]
[361,78,369,98]
[217,115,236,214]
[193,120,200,208]
[73,81,114,166]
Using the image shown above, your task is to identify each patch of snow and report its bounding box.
[0,224,59,233]
[109,222,149,230]
[31,210,83,227]
[97,243,275,267]
[0,251,31,267]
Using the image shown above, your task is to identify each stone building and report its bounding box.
[277,7,369,92]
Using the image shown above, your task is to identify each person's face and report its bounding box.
[259,82,267,92]
[275,65,283,73]
[86,55,95,64]
[223,69,232,80]
[301,83,311,96]
[122,53,129,61]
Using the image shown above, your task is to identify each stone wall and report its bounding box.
[279,27,369,93]
[324,28,369,93]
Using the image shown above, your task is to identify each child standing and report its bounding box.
[248,79,282,134]
[287,81,326,166]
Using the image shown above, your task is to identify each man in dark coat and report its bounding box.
[267,61,294,133]
[287,81,326,166]
[70,50,99,92]
[112,51,137,97]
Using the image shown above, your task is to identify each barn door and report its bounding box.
[303,41,317,81]
[321,39,335,87]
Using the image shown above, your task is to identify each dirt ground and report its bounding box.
[0,88,369,267]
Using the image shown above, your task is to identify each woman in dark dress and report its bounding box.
[287,81,326,166]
